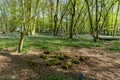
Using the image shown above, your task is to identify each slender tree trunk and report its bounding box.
[54,0,59,36]
[50,0,54,31]
[113,1,120,37]
[85,0,94,38]
[69,1,76,38]
[18,32,24,53]
[66,16,69,35]
[18,0,25,53]
[69,13,75,38]
[94,0,99,42]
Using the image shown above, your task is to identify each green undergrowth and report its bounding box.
[62,62,72,70]
[40,54,48,59]
[0,33,103,53]
[46,59,61,66]
[0,35,18,50]
[110,41,120,52]
[41,53,88,70]
[46,75,84,80]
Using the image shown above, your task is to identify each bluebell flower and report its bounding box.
[78,73,86,80]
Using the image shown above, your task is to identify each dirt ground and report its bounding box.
[0,43,120,80]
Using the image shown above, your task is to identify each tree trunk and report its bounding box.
[69,1,76,38]
[18,32,24,53]
[53,0,59,36]
[69,14,75,38]
[113,1,120,37]
[94,0,99,42]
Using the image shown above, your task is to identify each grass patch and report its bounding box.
[110,41,120,52]
[0,37,18,50]
[46,75,85,80]
[0,33,104,53]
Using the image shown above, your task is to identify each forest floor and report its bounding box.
[0,42,120,80]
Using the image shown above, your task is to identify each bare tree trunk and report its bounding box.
[113,1,120,37]
[18,32,24,53]
[18,0,25,53]
[50,0,54,31]
[53,0,59,36]
[69,0,76,38]
[94,0,99,42]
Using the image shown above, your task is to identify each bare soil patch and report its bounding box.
[0,43,120,80]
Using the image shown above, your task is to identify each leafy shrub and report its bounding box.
[72,59,80,64]
[40,54,48,59]
[55,55,64,60]
[46,59,61,66]
[62,62,72,70]
[110,41,120,52]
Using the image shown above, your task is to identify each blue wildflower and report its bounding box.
[78,73,86,80]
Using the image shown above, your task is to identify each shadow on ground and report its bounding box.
[0,49,94,80]
[0,48,120,80]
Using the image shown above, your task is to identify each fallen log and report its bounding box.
[99,36,120,40]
